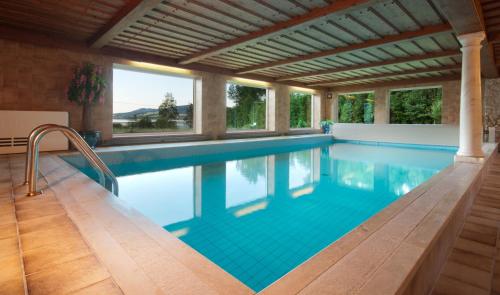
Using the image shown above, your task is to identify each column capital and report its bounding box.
[457,31,486,47]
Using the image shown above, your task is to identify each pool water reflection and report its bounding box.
[65,142,455,291]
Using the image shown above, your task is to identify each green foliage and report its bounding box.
[338,93,374,123]
[290,92,312,128]
[390,88,442,124]
[158,92,179,128]
[185,103,194,128]
[67,62,107,105]
[226,83,267,129]
[135,116,154,128]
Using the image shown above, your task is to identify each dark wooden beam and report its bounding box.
[236,23,453,74]
[308,64,462,86]
[433,0,498,77]
[178,0,375,65]
[330,74,461,92]
[0,24,324,90]
[88,0,162,48]
[276,50,461,81]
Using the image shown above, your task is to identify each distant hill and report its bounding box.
[113,105,190,119]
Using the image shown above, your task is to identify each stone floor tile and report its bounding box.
[26,255,111,295]
[23,237,91,275]
[448,248,494,272]
[460,229,497,246]
[432,275,489,295]
[454,237,496,258]
[69,278,123,295]
[441,260,491,290]
[0,254,26,295]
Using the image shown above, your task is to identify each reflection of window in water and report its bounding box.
[388,166,436,196]
[336,160,375,190]
[226,157,268,208]
[289,150,313,189]
[118,167,194,226]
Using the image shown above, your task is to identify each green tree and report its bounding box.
[226,84,266,129]
[290,92,312,128]
[390,88,442,124]
[158,92,179,129]
[338,93,374,123]
[136,116,154,128]
[184,103,194,128]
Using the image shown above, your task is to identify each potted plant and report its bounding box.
[67,62,107,148]
[320,120,334,134]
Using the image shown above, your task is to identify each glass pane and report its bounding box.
[112,66,194,134]
[226,83,267,130]
[389,87,442,124]
[290,92,312,128]
[338,92,374,124]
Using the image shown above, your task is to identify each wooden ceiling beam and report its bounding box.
[307,64,462,86]
[236,23,453,74]
[329,74,461,92]
[432,0,498,77]
[276,50,461,81]
[177,0,375,65]
[88,0,162,48]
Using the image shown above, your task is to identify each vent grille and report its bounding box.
[0,137,28,147]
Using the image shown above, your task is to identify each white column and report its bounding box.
[456,32,485,161]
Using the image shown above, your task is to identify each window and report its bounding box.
[226,82,267,130]
[338,92,374,123]
[389,87,442,124]
[112,64,195,134]
[290,92,312,128]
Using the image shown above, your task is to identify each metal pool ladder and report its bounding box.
[24,124,119,197]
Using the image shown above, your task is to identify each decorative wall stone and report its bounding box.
[0,39,114,140]
[484,78,500,127]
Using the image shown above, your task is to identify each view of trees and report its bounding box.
[390,88,442,124]
[290,92,312,128]
[113,92,194,133]
[226,83,267,130]
[338,92,375,123]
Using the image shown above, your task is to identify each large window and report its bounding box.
[290,92,312,128]
[389,87,442,124]
[338,92,374,123]
[112,65,194,134]
[226,82,267,130]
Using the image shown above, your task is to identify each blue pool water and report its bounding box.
[62,139,456,291]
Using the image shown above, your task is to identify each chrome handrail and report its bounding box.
[24,124,119,196]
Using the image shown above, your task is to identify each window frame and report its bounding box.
[112,63,198,135]
[388,85,443,125]
[289,90,314,129]
[225,80,270,132]
[336,91,375,124]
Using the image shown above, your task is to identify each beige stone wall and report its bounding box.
[0,38,340,142]
[374,87,389,124]
[484,78,500,128]
[0,39,114,140]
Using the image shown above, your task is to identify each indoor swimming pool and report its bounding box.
[62,138,456,291]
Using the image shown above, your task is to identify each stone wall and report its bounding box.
[484,78,500,128]
[0,39,114,140]
[0,38,326,143]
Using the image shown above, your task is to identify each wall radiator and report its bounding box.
[0,110,69,154]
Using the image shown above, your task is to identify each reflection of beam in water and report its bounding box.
[291,186,314,198]
[233,201,268,217]
[267,155,275,197]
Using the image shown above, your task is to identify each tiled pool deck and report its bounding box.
[0,142,498,294]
